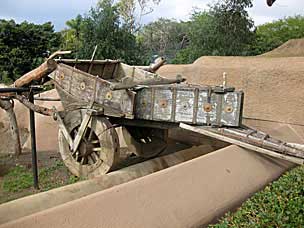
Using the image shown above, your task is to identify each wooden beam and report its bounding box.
[180,123,304,165]
[15,95,54,116]
[14,59,57,88]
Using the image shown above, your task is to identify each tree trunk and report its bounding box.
[0,99,22,156]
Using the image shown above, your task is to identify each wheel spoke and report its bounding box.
[92,152,99,161]
[59,111,119,178]
[88,155,94,165]
[88,128,94,141]
[80,157,85,165]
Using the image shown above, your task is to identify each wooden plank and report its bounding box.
[72,111,92,153]
[14,59,57,87]
[180,123,304,165]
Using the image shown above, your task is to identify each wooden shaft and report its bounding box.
[14,59,57,88]
[136,58,166,73]
[180,123,304,165]
[15,95,54,116]
[150,57,166,73]
[110,76,186,90]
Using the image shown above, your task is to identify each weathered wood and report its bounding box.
[72,111,92,153]
[58,110,120,178]
[50,63,136,119]
[87,45,98,74]
[137,57,167,73]
[34,97,61,101]
[136,84,244,127]
[180,123,304,165]
[47,50,71,60]
[0,99,22,156]
[14,59,57,88]
[110,75,185,90]
[15,95,54,116]
[56,112,74,149]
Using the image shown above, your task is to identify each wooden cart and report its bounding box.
[4,57,302,179]
[47,59,244,177]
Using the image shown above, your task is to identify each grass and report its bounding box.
[209,165,304,228]
[0,160,84,204]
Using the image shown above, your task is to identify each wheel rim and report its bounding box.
[58,110,120,178]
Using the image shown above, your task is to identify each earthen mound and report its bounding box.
[260,38,304,57]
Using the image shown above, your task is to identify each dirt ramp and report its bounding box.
[260,39,304,57]
[158,56,304,126]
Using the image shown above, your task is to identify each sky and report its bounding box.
[0,0,303,31]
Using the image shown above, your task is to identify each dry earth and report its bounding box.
[158,41,304,126]
[260,39,304,57]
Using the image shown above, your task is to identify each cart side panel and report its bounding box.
[135,85,244,127]
[175,89,195,123]
[50,63,135,119]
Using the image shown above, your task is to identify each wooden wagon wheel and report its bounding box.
[58,110,120,178]
[122,126,168,158]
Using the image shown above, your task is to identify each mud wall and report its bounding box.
[0,89,62,153]
[158,56,304,126]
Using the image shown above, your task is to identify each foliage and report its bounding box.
[173,12,215,64]
[62,0,146,65]
[249,15,304,55]
[61,15,83,58]
[138,18,188,62]
[209,165,304,227]
[2,165,32,192]
[2,160,83,195]
[0,20,61,83]
[173,0,255,63]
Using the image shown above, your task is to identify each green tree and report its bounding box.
[0,20,61,83]
[249,15,304,55]
[138,18,188,62]
[74,0,144,65]
[174,0,255,63]
[61,15,83,57]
